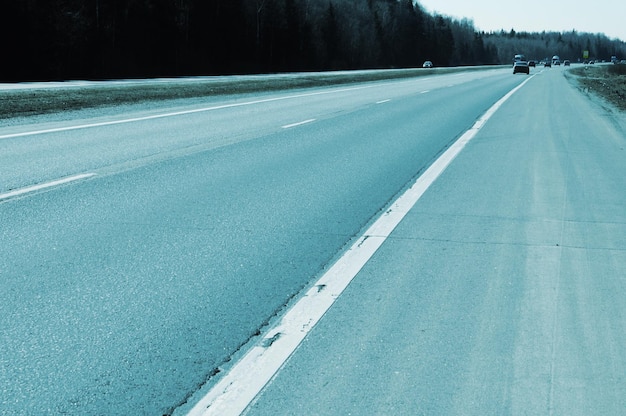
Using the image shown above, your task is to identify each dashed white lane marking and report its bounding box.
[186,76,534,416]
[0,173,96,202]
[281,119,316,129]
[0,84,377,140]
[376,99,391,104]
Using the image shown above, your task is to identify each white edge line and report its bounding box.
[281,119,316,129]
[0,173,96,201]
[185,76,533,416]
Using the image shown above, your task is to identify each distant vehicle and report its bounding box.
[552,55,561,65]
[528,60,536,67]
[589,60,595,64]
[513,60,530,74]
[564,60,570,66]
[611,55,618,64]
[422,61,433,68]
[544,61,551,67]
[512,54,529,74]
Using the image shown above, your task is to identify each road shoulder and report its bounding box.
[243,68,626,415]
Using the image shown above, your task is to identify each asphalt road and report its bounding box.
[2,66,624,415]
[229,68,626,415]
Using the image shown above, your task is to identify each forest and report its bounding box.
[1,0,625,81]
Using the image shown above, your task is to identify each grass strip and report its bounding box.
[0,66,496,120]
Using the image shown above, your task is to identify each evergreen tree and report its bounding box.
[0,0,624,81]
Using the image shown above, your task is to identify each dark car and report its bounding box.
[564,60,571,66]
[513,60,530,74]
[544,61,552,67]
[528,60,536,67]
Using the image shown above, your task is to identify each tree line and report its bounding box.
[1,0,624,81]
[484,29,626,64]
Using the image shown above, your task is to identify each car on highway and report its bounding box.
[422,61,433,68]
[513,60,530,74]
[528,60,536,67]
[564,60,570,66]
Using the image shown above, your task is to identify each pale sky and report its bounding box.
[417,0,626,42]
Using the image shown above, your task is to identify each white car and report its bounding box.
[513,60,530,74]
[422,61,433,68]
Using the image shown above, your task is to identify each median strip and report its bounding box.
[0,86,370,140]
[0,66,501,120]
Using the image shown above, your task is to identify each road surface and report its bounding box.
[1,66,624,415]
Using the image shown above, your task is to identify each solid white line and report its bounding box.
[420,90,430,94]
[0,173,96,201]
[281,119,316,129]
[0,85,376,140]
[376,99,391,104]
[185,76,534,416]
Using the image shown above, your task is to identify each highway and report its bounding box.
[1,67,625,415]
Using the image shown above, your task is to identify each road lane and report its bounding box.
[0,69,505,194]
[240,68,626,415]
[184,77,533,416]
[1,70,527,414]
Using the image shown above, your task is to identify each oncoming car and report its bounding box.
[422,61,433,68]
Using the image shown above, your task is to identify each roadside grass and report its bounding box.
[0,66,496,120]
[568,64,626,111]
[6,64,621,120]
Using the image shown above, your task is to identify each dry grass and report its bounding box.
[568,64,626,111]
[0,77,334,120]
[0,66,496,120]
[7,64,618,121]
